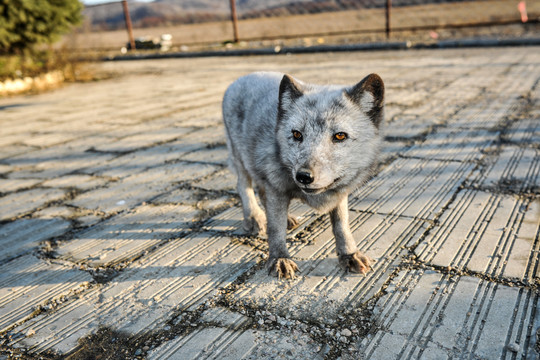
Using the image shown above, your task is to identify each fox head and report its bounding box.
[276,73,384,195]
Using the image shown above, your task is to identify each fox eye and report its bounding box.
[292,130,303,142]
[333,132,348,142]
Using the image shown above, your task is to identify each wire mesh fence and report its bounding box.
[69,0,538,52]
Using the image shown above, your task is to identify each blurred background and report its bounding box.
[76,0,539,52]
[1,0,539,94]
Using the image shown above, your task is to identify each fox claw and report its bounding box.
[339,250,373,275]
[267,257,299,280]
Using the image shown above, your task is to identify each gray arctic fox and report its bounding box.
[222,71,384,279]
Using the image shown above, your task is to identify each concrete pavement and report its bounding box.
[0,47,539,359]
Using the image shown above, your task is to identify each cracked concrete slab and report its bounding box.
[0,218,71,262]
[92,127,193,153]
[448,93,519,130]
[181,146,229,166]
[349,157,475,220]
[473,146,540,193]
[33,206,102,228]
[152,187,234,208]
[8,233,258,355]
[383,63,500,141]
[0,164,13,175]
[70,162,219,213]
[0,178,41,194]
[193,169,237,192]
[504,112,540,146]
[403,127,496,162]
[5,144,114,180]
[0,254,93,333]
[40,174,109,191]
[0,188,66,221]
[79,138,204,179]
[415,190,540,284]
[355,269,539,360]
[0,47,539,359]
[55,204,200,266]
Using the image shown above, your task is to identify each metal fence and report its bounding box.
[72,0,537,52]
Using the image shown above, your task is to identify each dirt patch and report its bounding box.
[66,327,141,360]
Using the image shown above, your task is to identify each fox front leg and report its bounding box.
[264,190,299,279]
[330,196,373,274]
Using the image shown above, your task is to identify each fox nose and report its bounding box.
[296,170,314,185]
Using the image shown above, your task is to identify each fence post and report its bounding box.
[229,0,240,43]
[122,0,136,50]
[386,0,392,39]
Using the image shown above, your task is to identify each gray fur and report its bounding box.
[222,71,384,279]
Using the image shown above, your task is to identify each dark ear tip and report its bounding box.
[280,74,298,89]
[281,74,293,82]
[279,74,303,100]
[346,73,385,105]
[367,73,383,82]
[365,73,384,94]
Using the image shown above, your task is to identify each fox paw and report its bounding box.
[287,216,299,230]
[243,211,267,236]
[267,257,299,280]
[339,250,373,275]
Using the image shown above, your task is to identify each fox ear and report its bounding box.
[278,74,303,119]
[346,73,384,127]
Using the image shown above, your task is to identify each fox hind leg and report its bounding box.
[233,160,267,236]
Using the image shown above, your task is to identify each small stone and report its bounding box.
[134,349,142,356]
[342,329,352,337]
[321,344,331,355]
[507,343,520,353]
[286,349,293,356]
